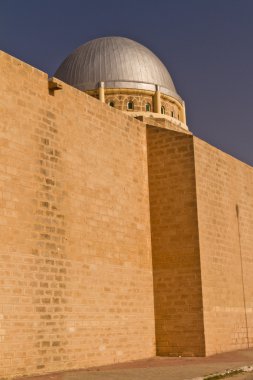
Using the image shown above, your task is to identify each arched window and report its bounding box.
[145,103,151,112]
[161,106,165,114]
[108,101,114,107]
[127,101,134,110]
[171,111,174,117]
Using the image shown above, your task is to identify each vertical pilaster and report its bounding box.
[154,85,161,113]
[98,81,105,102]
[182,101,187,124]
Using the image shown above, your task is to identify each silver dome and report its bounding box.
[55,37,182,102]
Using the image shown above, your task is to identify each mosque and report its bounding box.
[54,36,187,128]
[0,36,253,378]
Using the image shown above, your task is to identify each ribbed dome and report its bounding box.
[55,37,181,101]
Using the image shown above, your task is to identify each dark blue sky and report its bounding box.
[1,0,253,165]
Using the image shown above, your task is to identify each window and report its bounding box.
[171,111,174,117]
[108,101,114,107]
[145,103,151,112]
[127,101,134,110]
[161,106,165,114]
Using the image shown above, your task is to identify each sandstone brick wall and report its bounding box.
[0,51,155,378]
[1,49,253,377]
[147,127,205,356]
[194,138,253,355]
[138,116,189,134]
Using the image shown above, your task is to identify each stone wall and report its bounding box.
[0,51,155,378]
[147,127,205,356]
[147,128,253,357]
[1,49,253,378]
[194,137,253,355]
